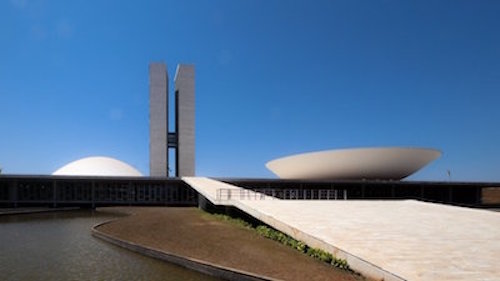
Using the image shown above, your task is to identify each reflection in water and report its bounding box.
[0,210,222,281]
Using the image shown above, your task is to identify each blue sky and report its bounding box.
[1,0,499,181]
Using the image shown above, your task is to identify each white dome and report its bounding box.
[266,147,441,180]
[53,156,143,177]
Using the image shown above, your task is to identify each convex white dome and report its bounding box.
[53,156,143,177]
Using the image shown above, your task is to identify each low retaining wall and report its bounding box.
[92,220,279,281]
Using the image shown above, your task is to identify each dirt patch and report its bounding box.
[96,207,365,281]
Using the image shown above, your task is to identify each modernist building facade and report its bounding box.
[149,63,195,177]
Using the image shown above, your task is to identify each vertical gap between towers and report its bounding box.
[175,90,179,134]
[168,76,176,133]
[175,90,179,177]
[168,148,177,177]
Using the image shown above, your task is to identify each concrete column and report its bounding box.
[8,180,18,208]
[53,180,57,208]
[91,180,95,209]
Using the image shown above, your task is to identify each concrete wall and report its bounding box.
[175,64,195,177]
[149,63,168,177]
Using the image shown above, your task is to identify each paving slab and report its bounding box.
[183,177,500,281]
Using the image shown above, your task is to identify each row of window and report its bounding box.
[0,181,197,203]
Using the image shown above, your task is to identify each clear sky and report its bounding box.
[1,0,499,181]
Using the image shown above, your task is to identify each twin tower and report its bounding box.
[149,63,195,177]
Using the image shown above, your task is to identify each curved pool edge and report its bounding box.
[0,207,81,216]
[91,218,279,281]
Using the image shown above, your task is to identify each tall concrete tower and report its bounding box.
[149,63,168,177]
[149,62,195,177]
[175,65,195,177]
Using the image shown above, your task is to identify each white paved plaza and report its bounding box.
[184,177,500,281]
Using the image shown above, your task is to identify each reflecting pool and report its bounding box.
[0,210,222,281]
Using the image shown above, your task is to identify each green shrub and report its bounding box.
[296,241,307,253]
[212,213,252,229]
[319,251,333,263]
[306,247,316,257]
[256,225,269,236]
[210,212,351,271]
[331,258,350,270]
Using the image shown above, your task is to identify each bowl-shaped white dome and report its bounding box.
[266,147,441,180]
[53,156,143,177]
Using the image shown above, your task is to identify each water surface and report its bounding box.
[0,210,222,281]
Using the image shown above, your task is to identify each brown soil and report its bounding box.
[97,207,365,281]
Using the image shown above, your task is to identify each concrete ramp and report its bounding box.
[183,177,245,206]
[183,177,500,281]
